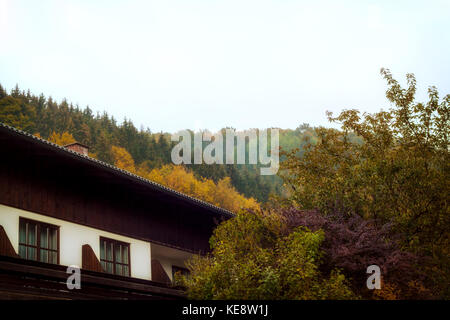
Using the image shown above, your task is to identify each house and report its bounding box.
[0,123,233,299]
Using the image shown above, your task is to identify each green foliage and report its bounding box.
[0,84,6,100]
[0,96,36,132]
[280,69,449,298]
[177,210,357,300]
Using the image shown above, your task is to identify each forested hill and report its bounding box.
[0,83,318,204]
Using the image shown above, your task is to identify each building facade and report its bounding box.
[0,123,233,299]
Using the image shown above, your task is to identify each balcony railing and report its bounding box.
[0,255,185,300]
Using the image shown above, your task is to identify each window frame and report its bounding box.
[18,217,60,265]
[172,265,190,281]
[99,236,131,277]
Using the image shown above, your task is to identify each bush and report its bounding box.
[177,210,357,300]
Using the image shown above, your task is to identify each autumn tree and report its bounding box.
[111,145,136,174]
[145,164,259,212]
[0,96,36,132]
[280,69,449,298]
[177,209,356,300]
[47,131,76,146]
[0,84,6,100]
[279,207,431,299]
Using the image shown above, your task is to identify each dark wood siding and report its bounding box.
[0,126,230,253]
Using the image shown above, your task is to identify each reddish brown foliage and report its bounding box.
[278,207,433,299]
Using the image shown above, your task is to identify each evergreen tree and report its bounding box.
[0,84,6,100]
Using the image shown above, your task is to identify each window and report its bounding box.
[172,265,190,281]
[18,217,59,264]
[100,237,130,277]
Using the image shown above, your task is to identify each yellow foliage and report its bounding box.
[111,145,136,174]
[47,131,76,146]
[145,164,259,213]
[404,280,432,299]
[88,152,98,160]
[213,177,260,212]
[372,281,399,300]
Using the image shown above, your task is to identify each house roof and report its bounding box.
[0,122,235,219]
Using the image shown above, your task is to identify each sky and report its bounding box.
[0,0,449,133]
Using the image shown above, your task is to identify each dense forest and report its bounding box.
[0,83,321,204]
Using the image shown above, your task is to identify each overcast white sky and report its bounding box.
[0,0,449,132]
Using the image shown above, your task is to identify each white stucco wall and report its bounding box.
[0,203,152,280]
[151,243,193,281]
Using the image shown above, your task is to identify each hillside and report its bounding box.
[0,83,318,205]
